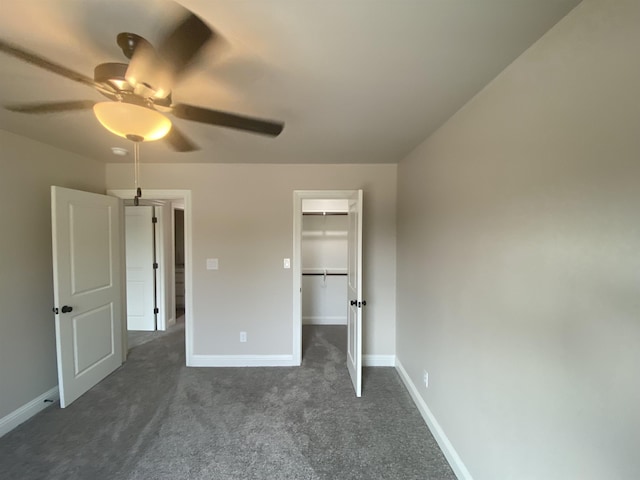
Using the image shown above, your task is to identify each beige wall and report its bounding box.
[0,130,106,419]
[106,163,396,358]
[396,1,640,479]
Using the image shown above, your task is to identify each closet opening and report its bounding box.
[293,190,364,396]
[301,200,349,363]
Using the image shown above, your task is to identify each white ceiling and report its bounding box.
[0,0,581,164]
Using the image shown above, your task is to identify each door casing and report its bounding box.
[292,190,363,375]
[108,189,194,364]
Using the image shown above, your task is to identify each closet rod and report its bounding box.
[302,272,347,276]
[302,212,348,216]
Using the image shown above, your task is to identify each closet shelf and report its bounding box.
[302,267,347,276]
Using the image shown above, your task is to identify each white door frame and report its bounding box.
[292,190,360,366]
[154,204,165,330]
[109,189,193,363]
[169,202,184,328]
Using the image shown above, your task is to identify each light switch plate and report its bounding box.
[206,258,218,270]
[283,258,291,269]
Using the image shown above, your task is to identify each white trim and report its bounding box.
[189,355,296,367]
[302,316,347,325]
[395,359,474,480]
[154,205,167,331]
[0,387,59,438]
[363,354,396,367]
[116,198,128,361]
[168,202,180,329]
[108,190,193,365]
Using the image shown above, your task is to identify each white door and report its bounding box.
[125,206,156,331]
[346,190,363,397]
[51,186,123,408]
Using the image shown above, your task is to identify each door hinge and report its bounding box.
[153,262,158,269]
[154,307,159,315]
[152,216,158,224]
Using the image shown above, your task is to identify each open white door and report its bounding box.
[125,206,156,331]
[51,186,123,408]
[346,190,363,397]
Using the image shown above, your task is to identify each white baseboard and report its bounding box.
[0,386,59,438]
[302,316,347,325]
[395,359,473,480]
[188,354,296,367]
[189,353,394,368]
[363,354,396,367]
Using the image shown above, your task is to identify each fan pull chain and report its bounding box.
[134,141,141,205]
[127,134,144,206]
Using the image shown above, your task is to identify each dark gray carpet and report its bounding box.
[0,325,456,480]
[127,314,185,350]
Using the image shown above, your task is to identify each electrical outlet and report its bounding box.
[240,331,247,343]
[423,370,429,388]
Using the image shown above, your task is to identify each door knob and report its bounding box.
[61,305,73,313]
[350,300,357,306]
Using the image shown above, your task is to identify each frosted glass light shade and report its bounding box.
[93,101,172,141]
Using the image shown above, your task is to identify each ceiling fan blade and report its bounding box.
[124,11,215,100]
[5,100,96,114]
[164,124,199,152]
[157,12,215,77]
[124,38,172,98]
[0,40,109,92]
[172,104,284,137]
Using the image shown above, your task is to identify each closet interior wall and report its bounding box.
[301,210,348,325]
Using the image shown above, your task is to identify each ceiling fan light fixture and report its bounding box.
[93,101,172,141]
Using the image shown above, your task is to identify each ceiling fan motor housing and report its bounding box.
[94,62,129,97]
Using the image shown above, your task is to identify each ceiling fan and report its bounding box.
[0,10,284,152]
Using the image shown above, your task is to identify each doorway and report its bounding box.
[174,206,185,321]
[293,190,363,396]
[301,200,349,327]
[108,189,193,363]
